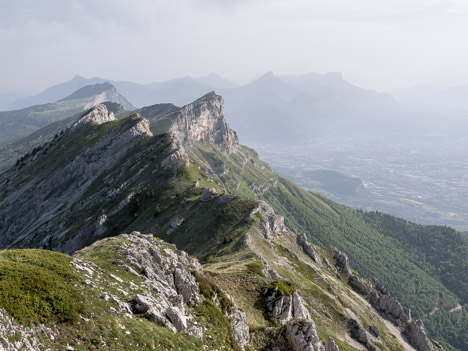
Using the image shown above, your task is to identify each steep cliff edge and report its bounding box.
[169,92,239,154]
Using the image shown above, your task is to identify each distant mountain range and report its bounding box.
[221,71,401,143]
[6,74,468,140]
[9,73,238,110]
[5,71,406,143]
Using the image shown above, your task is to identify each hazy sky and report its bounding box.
[1,0,468,94]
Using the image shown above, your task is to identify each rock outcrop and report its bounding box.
[170,93,239,154]
[296,233,320,263]
[245,200,286,239]
[0,309,53,351]
[200,187,217,201]
[370,291,411,326]
[369,325,380,338]
[266,289,311,325]
[348,319,375,351]
[348,275,370,296]
[77,233,249,349]
[325,337,340,351]
[404,320,434,351]
[111,233,202,332]
[334,250,351,275]
[286,320,324,351]
[71,104,116,131]
[225,300,250,349]
[366,282,435,351]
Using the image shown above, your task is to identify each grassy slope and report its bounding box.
[0,99,92,146]
[186,140,467,351]
[0,101,129,172]
[0,237,241,350]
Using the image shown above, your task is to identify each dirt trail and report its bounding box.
[449,304,462,313]
[428,296,441,316]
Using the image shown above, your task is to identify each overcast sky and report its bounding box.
[1,0,468,94]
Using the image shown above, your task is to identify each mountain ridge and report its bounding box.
[0,83,134,147]
[0,92,464,350]
[58,82,136,111]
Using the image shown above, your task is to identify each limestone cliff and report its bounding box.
[169,92,239,154]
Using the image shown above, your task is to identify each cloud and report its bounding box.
[1,0,468,93]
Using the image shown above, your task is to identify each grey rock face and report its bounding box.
[174,266,200,307]
[348,275,370,296]
[369,325,380,338]
[266,290,311,325]
[134,294,152,313]
[334,250,351,275]
[404,320,434,351]
[370,292,411,326]
[241,233,251,246]
[71,104,116,131]
[245,201,286,239]
[292,292,311,320]
[111,234,201,333]
[200,187,217,201]
[348,319,375,351]
[0,112,155,253]
[286,319,325,351]
[160,137,189,169]
[0,308,52,350]
[296,233,320,263]
[102,233,249,349]
[166,307,187,332]
[225,301,250,349]
[325,337,339,351]
[166,216,185,235]
[170,93,239,154]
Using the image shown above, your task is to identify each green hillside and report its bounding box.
[176,115,467,350]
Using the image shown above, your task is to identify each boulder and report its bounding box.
[166,307,187,332]
[334,250,351,275]
[133,294,152,313]
[200,187,217,201]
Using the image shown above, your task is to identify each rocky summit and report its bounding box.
[0,92,446,350]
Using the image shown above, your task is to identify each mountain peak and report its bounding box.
[259,71,276,80]
[59,82,115,102]
[71,75,86,81]
[71,104,116,131]
[170,93,239,154]
[59,83,135,111]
